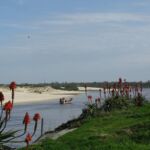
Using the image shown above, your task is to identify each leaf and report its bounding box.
[0,130,19,143]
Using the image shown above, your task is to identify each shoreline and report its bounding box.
[0,86,100,105]
[1,87,83,105]
[32,102,150,150]
[34,110,86,144]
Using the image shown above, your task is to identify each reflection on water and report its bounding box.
[6,89,150,148]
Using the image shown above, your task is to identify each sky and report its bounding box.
[0,0,150,83]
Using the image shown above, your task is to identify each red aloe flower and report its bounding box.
[25,133,32,146]
[23,112,30,133]
[118,78,122,85]
[23,112,30,125]
[9,81,16,90]
[3,101,13,111]
[9,81,16,105]
[3,101,13,119]
[87,95,92,100]
[33,113,41,122]
[88,95,92,99]
[87,95,93,103]
[32,113,41,136]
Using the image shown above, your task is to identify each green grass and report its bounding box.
[21,103,150,150]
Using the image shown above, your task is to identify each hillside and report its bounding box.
[21,103,150,150]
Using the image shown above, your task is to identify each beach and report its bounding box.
[0,86,85,104]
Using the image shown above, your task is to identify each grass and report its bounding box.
[20,103,150,150]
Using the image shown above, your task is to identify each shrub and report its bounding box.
[132,93,145,106]
[103,96,129,111]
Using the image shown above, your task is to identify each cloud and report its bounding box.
[1,12,150,30]
[1,11,150,82]
[40,12,150,26]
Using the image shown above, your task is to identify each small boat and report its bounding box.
[59,97,73,104]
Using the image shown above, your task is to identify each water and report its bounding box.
[4,89,150,148]
[142,88,150,100]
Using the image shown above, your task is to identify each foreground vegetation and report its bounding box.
[0,78,147,149]
[19,78,150,150]
[20,101,150,150]
[0,82,42,149]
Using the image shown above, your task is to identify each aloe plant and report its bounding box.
[0,82,42,149]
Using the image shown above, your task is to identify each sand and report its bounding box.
[0,86,84,105]
[0,86,101,105]
[78,86,102,91]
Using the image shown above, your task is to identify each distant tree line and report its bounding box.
[79,81,150,88]
[50,82,79,91]
[78,81,150,88]
[1,81,150,90]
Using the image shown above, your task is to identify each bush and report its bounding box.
[103,96,129,111]
[132,94,146,106]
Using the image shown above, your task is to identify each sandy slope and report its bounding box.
[0,86,83,104]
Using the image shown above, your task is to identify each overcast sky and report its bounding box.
[0,0,150,83]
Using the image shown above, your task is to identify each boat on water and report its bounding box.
[59,97,73,104]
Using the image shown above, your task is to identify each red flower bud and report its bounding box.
[33,113,41,122]
[119,78,122,84]
[3,101,13,111]
[23,112,30,125]
[25,133,32,145]
[0,92,4,102]
[88,95,92,100]
[9,81,16,90]
[87,95,92,103]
